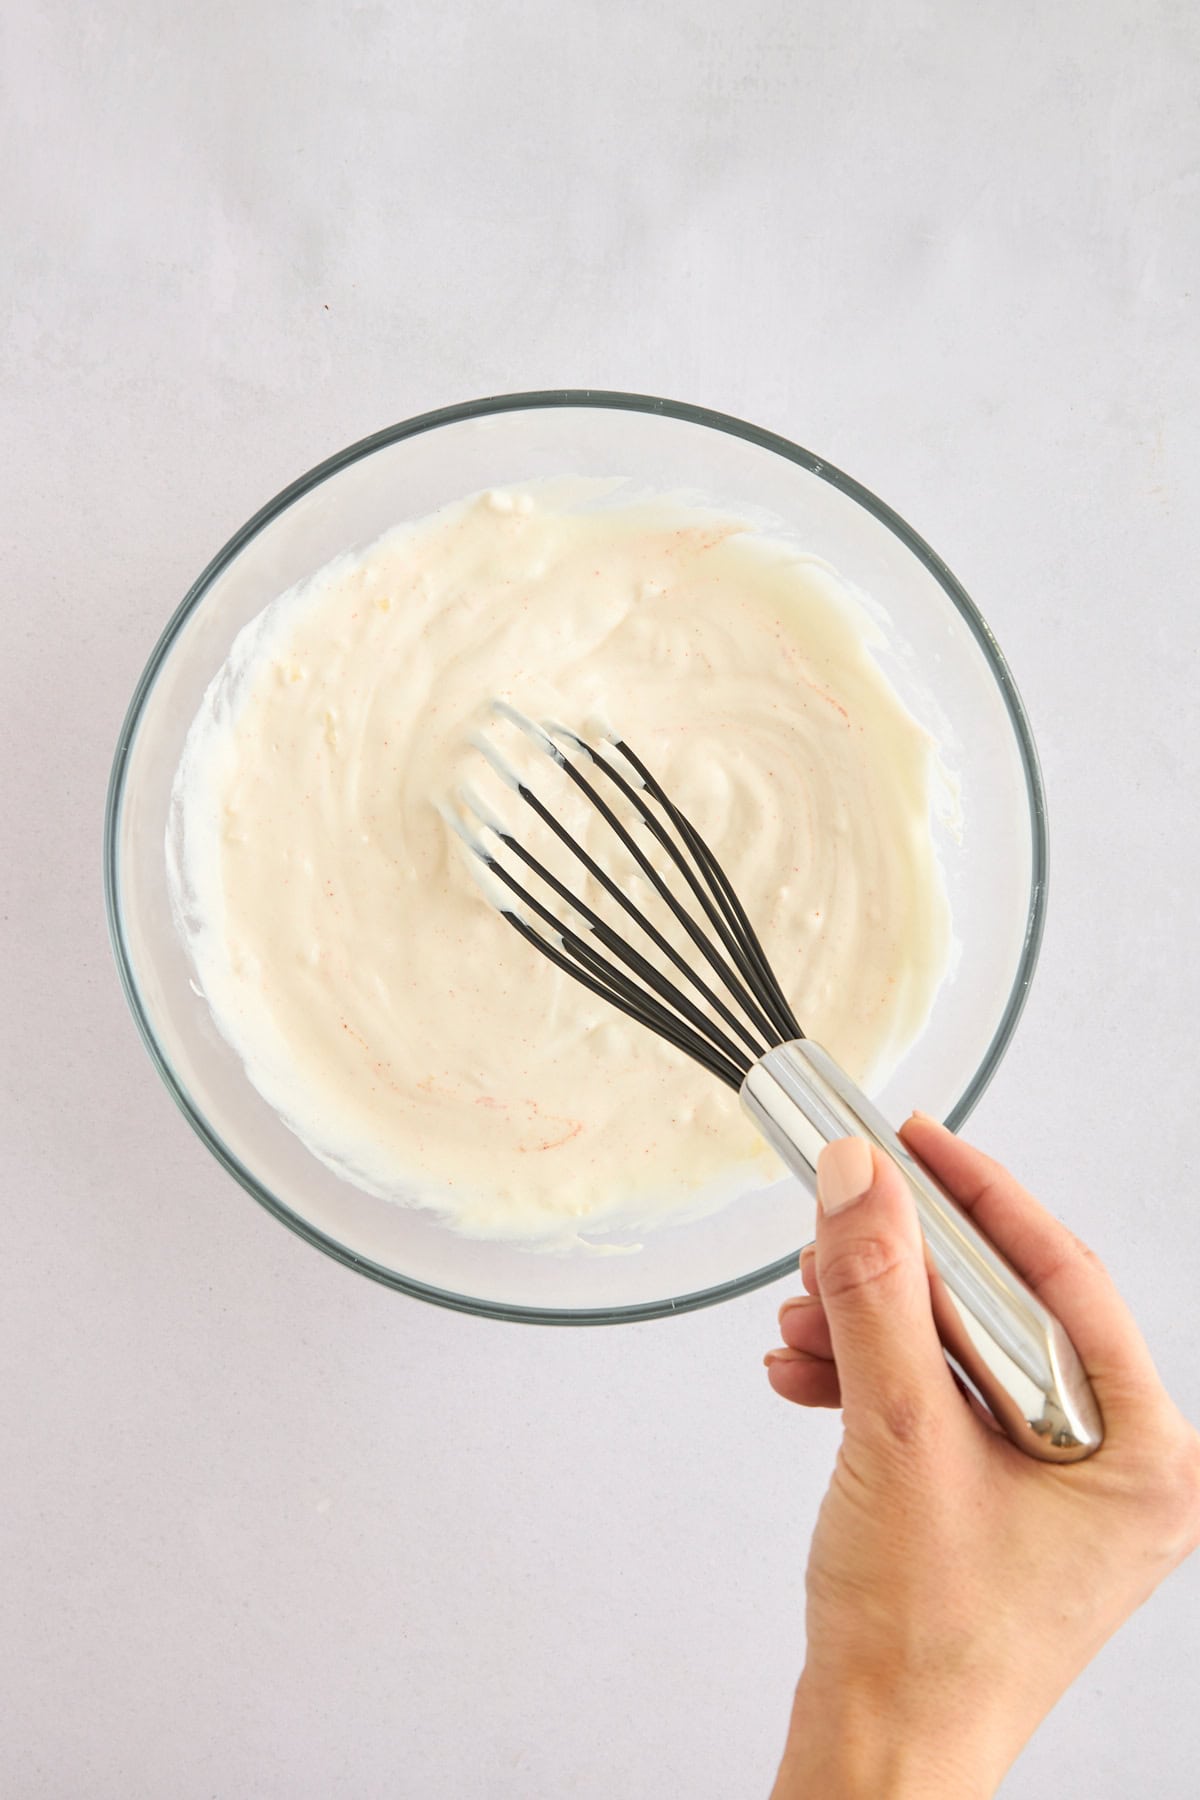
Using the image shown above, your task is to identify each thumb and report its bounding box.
[814,1137,956,1443]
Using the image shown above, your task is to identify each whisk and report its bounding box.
[450,703,1102,1463]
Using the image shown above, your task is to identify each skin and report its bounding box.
[762,1115,1200,1799]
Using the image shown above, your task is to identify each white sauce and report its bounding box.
[170,482,951,1242]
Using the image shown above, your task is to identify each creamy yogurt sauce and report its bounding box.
[169,481,951,1242]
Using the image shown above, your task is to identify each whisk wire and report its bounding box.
[578,734,802,1045]
[481,847,757,1075]
[462,713,804,1084]
[493,782,767,1059]
[538,747,783,1050]
[498,901,748,1091]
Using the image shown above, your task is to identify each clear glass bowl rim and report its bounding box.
[103,388,1049,1326]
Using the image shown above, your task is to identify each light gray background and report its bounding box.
[3,2,1198,1794]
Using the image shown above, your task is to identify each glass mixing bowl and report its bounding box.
[105,391,1047,1322]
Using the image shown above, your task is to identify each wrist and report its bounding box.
[771,1671,1002,1800]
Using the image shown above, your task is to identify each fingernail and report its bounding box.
[763,1347,809,1366]
[777,1296,811,1324]
[799,1242,815,1269]
[816,1138,874,1214]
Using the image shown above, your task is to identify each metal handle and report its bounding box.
[741,1040,1103,1462]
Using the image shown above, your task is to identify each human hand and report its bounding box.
[764,1115,1200,1799]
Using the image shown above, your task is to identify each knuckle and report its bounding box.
[1036,1233,1109,1293]
[874,1387,938,1450]
[818,1232,910,1305]
[1165,1431,1200,1553]
[1068,1231,1106,1275]
[1135,1426,1200,1558]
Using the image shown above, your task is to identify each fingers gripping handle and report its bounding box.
[741,1041,1104,1462]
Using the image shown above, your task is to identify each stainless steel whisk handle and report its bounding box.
[741,1040,1104,1462]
